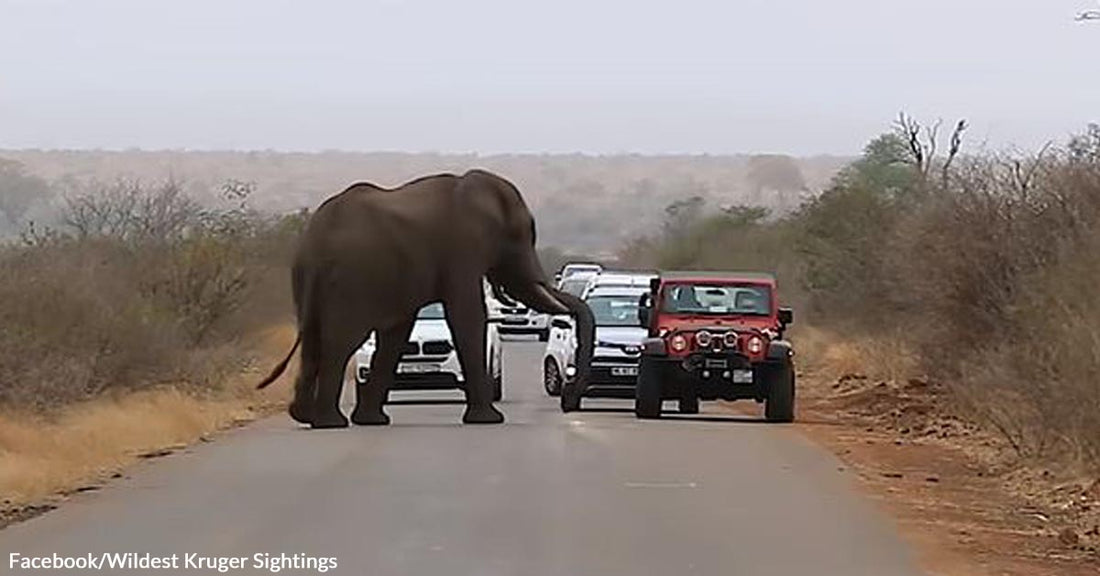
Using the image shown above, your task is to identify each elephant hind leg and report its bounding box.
[352,319,413,426]
[288,331,319,425]
[310,320,366,429]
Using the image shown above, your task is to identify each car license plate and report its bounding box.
[704,358,728,369]
[399,363,440,374]
[611,366,638,377]
[732,369,754,384]
[503,318,528,325]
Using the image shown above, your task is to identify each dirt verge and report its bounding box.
[0,324,296,529]
[780,328,1099,575]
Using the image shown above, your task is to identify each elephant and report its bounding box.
[257,169,595,428]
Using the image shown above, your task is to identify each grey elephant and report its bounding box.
[257,170,595,428]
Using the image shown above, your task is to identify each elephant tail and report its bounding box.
[256,334,301,389]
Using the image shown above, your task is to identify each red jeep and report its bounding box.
[635,271,795,421]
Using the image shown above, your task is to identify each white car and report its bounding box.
[354,302,503,401]
[495,302,551,341]
[543,285,649,401]
[578,271,657,300]
[556,262,603,284]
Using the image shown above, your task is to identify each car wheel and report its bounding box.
[635,357,662,419]
[678,394,699,415]
[543,358,563,397]
[764,362,796,423]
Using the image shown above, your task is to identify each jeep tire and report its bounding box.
[635,357,663,419]
[764,362,795,423]
[678,394,699,415]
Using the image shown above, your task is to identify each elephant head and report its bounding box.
[480,175,595,393]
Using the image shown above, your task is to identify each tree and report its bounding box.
[746,155,806,196]
[0,158,52,228]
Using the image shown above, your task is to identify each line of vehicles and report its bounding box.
[353,262,797,421]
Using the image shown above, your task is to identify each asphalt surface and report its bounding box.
[1,341,921,576]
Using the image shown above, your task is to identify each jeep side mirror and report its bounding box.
[551,317,572,330]
[637,293,652,328]
[778,307,794,326]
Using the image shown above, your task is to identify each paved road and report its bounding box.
[1,341,921,576]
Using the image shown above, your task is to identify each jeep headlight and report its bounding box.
[746,335,765,355]
[669,333,689,352]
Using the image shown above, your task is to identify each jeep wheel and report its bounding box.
[764,362,796,423]
[543,359,563,397]
[635,357,662,419]
[678,394,699,415]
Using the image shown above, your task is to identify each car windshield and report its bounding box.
[586,294,642,327]
[560,278,590,297]
[662,283,771,316]
[417,303,446,320]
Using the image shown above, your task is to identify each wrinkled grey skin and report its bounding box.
[258,170,595,428]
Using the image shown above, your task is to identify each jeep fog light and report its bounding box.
[695,330,713,347]
[723,331,739,348]
[670,333,689,352]
[746,335,765,355]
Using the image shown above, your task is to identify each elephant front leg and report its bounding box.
[445,284,504,424]
[352,321,413,426]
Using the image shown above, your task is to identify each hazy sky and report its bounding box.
[1,0,1097,155]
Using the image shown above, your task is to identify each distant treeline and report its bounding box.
[0,150,849,255]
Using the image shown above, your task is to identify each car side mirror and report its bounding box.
[778,307,794,326]
[551,317,572,330]
[637,293,652,327]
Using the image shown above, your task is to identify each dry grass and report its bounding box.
[0,324,293,508]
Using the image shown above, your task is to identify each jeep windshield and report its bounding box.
[662,283,771,316]
[586,294,642,327]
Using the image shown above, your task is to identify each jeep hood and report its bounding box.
[658,316,775,334]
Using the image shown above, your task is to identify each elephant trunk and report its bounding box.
[505,282,594,391]
[551,290,595,391]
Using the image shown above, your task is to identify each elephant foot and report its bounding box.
[288,399,313,425]
[351,405,391,426]
[310,408,349,429]
[462,404,505,425]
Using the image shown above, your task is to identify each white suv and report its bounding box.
[354,302,503,401]
[543,285,649,402]
[578,271,657,300]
